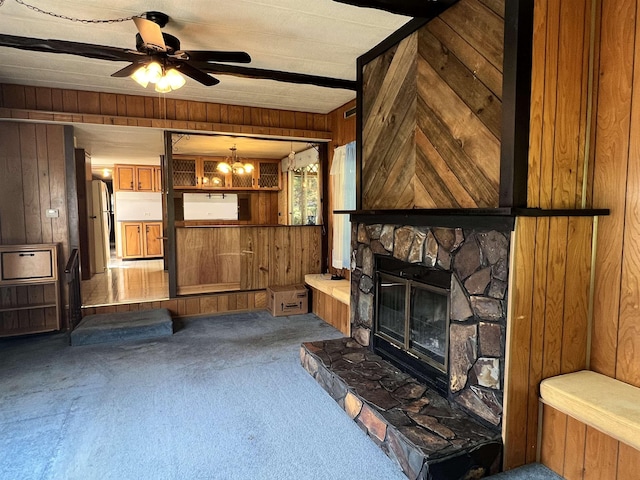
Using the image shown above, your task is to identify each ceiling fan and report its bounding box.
[0,11,251,91]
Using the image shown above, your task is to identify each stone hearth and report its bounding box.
[301,338,502,480]
[351,224,510,428]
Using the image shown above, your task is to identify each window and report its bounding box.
[289,163,320,225]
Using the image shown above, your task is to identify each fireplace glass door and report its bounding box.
[409,283,449,371]
[377,274,406,344]
[375,272,450,374]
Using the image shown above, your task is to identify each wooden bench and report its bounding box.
[304,273,350,335]
[539,370,640,478]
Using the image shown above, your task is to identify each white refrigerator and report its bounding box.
[90,180,112,274]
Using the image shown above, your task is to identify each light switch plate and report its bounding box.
[45,209,59,218]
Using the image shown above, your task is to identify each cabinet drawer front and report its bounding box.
[1,250,53,280]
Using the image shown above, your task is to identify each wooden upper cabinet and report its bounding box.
[114,164,162,192]
[136,166,154,191]
[115,165,135,191]
[172,155,280,191]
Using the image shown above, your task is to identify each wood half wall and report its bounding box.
[361,0,504,209]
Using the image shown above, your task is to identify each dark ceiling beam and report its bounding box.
[191,62,356,90]
[333,0,458,18]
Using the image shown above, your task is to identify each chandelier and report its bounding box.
[217,145,254,175]
[131,61,186,93]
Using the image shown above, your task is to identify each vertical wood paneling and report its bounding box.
[584,426,619,480]
[561,217,592,372]
[615,0,640,388]
[0,85,332,139]
[590,0,636,378]
[538,406,640,480]
[618,443,640,480]
[563,416,587,480]
[540,404,567,474]
[505,216,595,469]
[504,217,536,469]
[176,226,321,294]
[0,122,26,243]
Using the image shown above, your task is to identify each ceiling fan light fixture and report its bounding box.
[165,68,186,90]
[131,66,150,88]
[154,75,172,93]
[146,61,163,83]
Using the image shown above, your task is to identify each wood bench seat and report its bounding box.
[304,273,350,305]
[304,274,350,335]
[540,370,640,451]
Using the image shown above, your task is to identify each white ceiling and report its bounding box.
[0,0,408,113]
[74,123,319,168]
[0,1,408,166]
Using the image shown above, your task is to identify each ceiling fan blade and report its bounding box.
[183,50,251,64]
[0,33,143,62]
[111,59,151,78]
[174,62,220,86]
[133,16,166,52]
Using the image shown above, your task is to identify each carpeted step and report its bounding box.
[70,308,173,346]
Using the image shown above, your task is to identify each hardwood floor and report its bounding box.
[81,255,169,307]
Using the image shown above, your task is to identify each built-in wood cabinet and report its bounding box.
[0,244,61,337]
[121,222,163,259]
[115,165,162,192]
[172,155,281,191]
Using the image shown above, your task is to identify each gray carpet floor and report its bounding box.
[0,311,560,480]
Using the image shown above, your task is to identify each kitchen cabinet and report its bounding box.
[0,244,61,337]
[115,164,162,192]
[121,222,163,259]
[172,155,280,191]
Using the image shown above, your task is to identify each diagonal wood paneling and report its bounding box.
[361,0,503,210]
[362,32,417,209]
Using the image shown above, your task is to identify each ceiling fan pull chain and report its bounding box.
[5,0,142,24]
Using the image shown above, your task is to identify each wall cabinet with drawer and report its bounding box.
[115,165,162,192]
[0,244,61,337]
[121,222,163,259]
[172,155,281,191]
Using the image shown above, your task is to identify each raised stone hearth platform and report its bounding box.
[301,338,501,480]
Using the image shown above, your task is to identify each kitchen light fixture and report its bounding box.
[131,61,186,93]
[217,145,254,175]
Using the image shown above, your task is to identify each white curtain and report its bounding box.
[330,141,356,270]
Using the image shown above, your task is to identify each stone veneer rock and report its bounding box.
[300,338,502,480]
[350,223,510,428]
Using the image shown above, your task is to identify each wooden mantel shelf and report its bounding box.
[337,208,610,230]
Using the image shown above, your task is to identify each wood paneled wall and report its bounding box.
[0,121,73,329]
[361,0,504,209]
[176,226,322,295]
[504,216,594,469]
[0,84,332,140]
[501,0,599,470]
[527,0,593,210]
[540,404,640,480]
[590,0,640,389]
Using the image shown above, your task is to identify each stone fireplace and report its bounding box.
[351,223,510,428]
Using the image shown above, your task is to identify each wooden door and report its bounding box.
[115,166,135,191]
[144,223,163,257]
[122,223,143,258]
[136,166,154,191]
